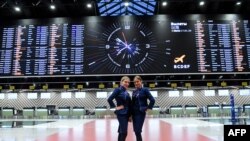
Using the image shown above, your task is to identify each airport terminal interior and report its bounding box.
[0,0,250,141]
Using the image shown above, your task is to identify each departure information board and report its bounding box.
[0,23,84,76]
[0,15,250,77]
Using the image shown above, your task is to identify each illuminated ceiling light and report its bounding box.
[86,82,89,86]
[87,3,92,8]
[162,1,167,6]
[50,4,56,10]
[14,6,21,12]
[124,2,129,7]
[236,1,241,6]
[155,82,158,86]
[199,1,205,6]
[219,75,223,79]
[202,75,205,80]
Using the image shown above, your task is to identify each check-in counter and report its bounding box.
[207,105,221,117]
[95,107,107,118]
[72,107,85,118]
[36,107,48,118]
[58,107,71,118]
[185,105,198,117]
[2,107,15,118]
[170,105,183,117]
[23,107,35,118]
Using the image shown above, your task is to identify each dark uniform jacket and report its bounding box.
[132,87,155,113]
[108,86,132,115]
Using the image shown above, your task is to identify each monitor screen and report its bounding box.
[204,90,216,96]
[218,89,229,96]
[1,15,250,77]
[96,91,108,98]
[239,89,250,96]
[183,90,194,97]
[169,90,180,97]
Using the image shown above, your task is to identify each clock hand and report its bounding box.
[116,32,132,56]
[117,44,134,56]
[116,38,127,46]
[117,46,127,56]
[122,32,128,45]
[127,44,132,48]
[115,38,128,56]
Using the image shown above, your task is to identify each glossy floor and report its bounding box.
[0,117,249,141]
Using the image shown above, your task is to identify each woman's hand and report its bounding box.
[116,105,124,110]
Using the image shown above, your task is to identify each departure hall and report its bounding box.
[0,0,250,141]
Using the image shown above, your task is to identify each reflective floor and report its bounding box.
[0,117,249,141]
[199,118,250,125]
[0,121,55,128]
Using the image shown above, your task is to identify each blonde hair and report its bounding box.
[120,76,130,84]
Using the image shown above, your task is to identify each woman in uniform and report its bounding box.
[107,76,132,141]
[132,75,155,141]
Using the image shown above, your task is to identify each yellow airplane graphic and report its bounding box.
[174,54,186,63]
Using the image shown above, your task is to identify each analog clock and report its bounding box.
[105,23,154,70]
[85,21,169,74]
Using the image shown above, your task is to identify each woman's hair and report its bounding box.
[133,75,142,81]
[120,76,130,83]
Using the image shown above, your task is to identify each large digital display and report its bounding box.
[0,15,250,77]
[0,22,84,76]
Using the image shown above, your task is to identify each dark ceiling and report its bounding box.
[0,0,249,19]
[0,0,250,89]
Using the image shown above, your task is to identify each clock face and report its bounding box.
[105,23,152,69]
[85,21,170,74]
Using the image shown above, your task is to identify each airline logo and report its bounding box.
[173,54,190,69]
[174,55,186,63]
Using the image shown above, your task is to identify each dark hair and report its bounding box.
[133,75,142,81]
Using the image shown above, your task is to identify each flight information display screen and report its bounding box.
[0,22,84,76]
[0,15,250,77]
